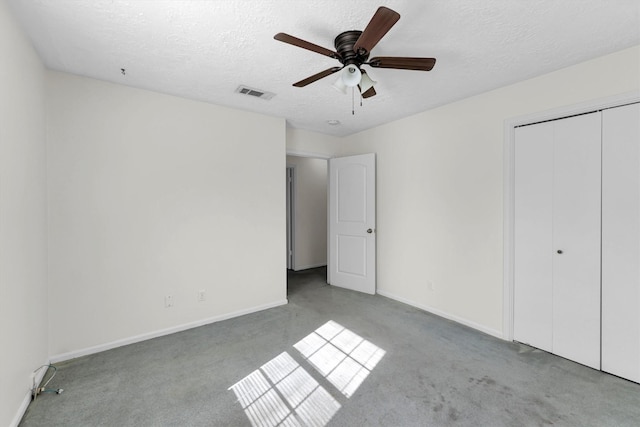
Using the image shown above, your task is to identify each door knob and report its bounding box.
[367,228,373,234]
[557,250,563,254]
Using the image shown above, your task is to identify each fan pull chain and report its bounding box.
[352,87,355,115]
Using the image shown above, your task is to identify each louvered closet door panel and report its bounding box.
[552,112,602,370]
[602,102,640,383]
[513,122,554,352]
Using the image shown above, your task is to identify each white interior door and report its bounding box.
[328,153,376,294]
[602,102,640,382]
[513,122,554,352]
[551,112,602,370]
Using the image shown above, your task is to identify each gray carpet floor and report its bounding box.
[20,267,640,426]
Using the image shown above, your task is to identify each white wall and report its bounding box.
[46,72,286,357]
[0,1,48,425]
[288,45,640,337]
[286,156,327,270]
[286,128,342,158]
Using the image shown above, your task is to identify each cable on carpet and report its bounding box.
[32,364,64,400]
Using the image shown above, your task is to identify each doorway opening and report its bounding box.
[285,155,329,296]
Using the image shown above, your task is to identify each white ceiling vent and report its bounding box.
[235,85,275,100]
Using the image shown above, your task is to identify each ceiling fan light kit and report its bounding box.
[359,71,376,94]
[274,6,436,105]
[332,74,348,94]
[341,64,362,87]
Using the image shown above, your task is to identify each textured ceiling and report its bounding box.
[7,0,640,136]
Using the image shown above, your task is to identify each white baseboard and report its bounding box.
[10,358,50,427]
[49,299,288,363]
[293,263,327,271]
[376,289,504,340]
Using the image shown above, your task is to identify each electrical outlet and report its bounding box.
[165,295,173,308]
[428,281,435,291]
[198,289,206,302]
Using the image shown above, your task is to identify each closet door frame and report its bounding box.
[503,90,640,342]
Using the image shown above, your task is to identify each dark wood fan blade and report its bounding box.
[353,7,401,55]
[361,86,377,98]
[368,56,436,71]
[274,33,340,60]
[293,67,342,87]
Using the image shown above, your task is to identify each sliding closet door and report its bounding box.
[602,102,640,382]
[551,113,602,370]
[514,122,554,352]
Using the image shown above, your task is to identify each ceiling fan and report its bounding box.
[274,6,436,99]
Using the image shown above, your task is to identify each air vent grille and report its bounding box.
[235,85,275,100]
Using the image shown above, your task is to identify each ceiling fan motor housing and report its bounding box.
[334,30,369,67]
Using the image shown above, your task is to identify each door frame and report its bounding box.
[286,165,295,270]
[285,150,331,276]
[503,90,640,341]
